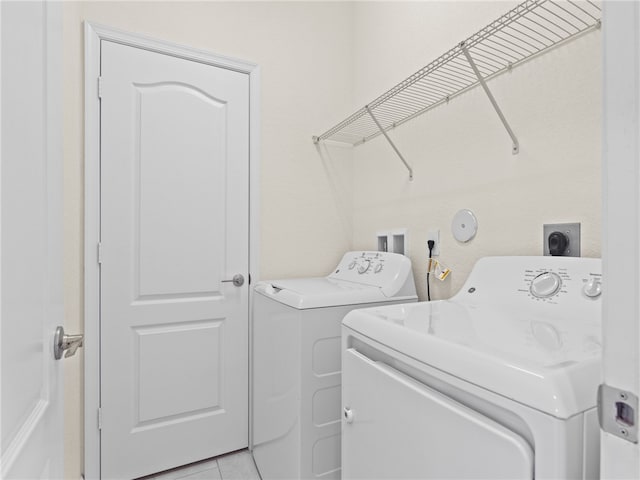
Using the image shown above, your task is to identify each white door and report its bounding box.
[601,2,640,478]
[0,1,64,478]
[99,41,250,479]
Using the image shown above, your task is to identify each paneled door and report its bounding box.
[99,40,249,479]
[1,2,64,478]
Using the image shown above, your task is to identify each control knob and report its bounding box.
[357,260,371,274]
[530,272,562,298]
[583,278,602,298]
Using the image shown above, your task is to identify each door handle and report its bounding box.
[54,326,84,360]
[221,274,245,287]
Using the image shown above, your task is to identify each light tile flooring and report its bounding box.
[141,450,261,480]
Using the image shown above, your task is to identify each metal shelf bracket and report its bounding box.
[366,106,414,180]
[460,41,519,155]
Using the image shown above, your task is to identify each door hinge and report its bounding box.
[98,408,103,430]
[97,242,103,264]
[598,384,638,443]
[97,76,103,99]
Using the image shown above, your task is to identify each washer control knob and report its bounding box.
[583,278,602,298]
[374,263,383,273]
[357,260,371,274]
[348,261,357,270]
[530,272,562,298]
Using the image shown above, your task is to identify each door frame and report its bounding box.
[601,2,640,478]
[83,23,260,479]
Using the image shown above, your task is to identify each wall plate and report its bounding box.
[543,222,580,257]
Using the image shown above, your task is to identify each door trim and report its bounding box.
[601,2,640,477]
[83,22,260,479]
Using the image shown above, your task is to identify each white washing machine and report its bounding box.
[342,256,602,480]
[252,251,417,480]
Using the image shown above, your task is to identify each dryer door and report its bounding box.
[342,348,534,480]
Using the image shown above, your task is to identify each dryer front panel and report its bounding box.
[342,347,534,480]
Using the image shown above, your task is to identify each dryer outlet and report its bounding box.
[543,223,580,257]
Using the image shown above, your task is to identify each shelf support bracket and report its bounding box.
[460,42,519,155]
[365,106,414,180]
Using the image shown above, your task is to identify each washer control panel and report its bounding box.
[341,252,390,277]
[329,251,415,295]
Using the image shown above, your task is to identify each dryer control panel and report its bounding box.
[454,256,602,310]
[328,251,416,298]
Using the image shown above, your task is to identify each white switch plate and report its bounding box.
[427,229,440,256]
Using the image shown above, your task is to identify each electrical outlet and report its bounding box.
[543,223,580,257]
[427,229,440,256]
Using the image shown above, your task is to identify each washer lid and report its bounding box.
[343,300,601,419]
[254,278,414,309]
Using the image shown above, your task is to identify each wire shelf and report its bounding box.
[313,0,601,148]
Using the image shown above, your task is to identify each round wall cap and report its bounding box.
[452,209,478,243]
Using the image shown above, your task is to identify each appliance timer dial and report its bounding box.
[583,278,602,298]
[357,260,371,274]
[530,272,562,298]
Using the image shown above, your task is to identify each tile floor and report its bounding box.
[141,450,261,480]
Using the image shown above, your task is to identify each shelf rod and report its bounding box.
[365,105,414,180]
[460,41,519,154]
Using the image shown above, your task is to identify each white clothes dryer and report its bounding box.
[252,251,417,480]
[342,256,602,480]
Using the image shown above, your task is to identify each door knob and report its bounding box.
[54,326,84,360]
[221,274,245,287]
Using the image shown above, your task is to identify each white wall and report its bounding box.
[346,1,602,300]
[63,2,354,477]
